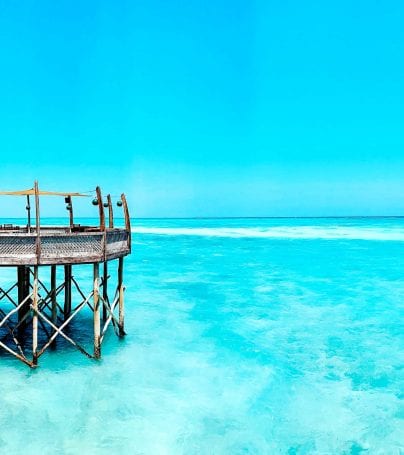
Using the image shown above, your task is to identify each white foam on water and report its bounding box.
[132,226,404,241]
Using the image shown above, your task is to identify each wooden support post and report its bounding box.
[64,265,72,320]
[17,266,31,327]
[107,194,114,228]
[17,266,23,315]
[67,196,74,231]
[93,263,101,358]
[96,186,105,231]
[51,265,57,324]
[34,181,41,262]
[26,195,31,233]
[118,257,125,337]
[32,266,39,366]
[103,261,108,322]
[121,193,131,251]
[50,265,57,349]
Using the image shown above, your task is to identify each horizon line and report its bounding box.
[1,216,404,220]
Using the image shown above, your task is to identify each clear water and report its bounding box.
[0,218,403,454]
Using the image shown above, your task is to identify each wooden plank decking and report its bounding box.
[0,227,130,265]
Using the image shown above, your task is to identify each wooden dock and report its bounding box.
[0,181,131,367]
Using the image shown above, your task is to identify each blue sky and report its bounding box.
[0,0,403,217]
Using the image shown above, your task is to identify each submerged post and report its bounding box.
[17,266,30,327]
[64,265,72,320]
[118,257,125,337]
[103,261,108,322]
[51,265,57,324]
[93,263,101,358]
[32,266,39,366]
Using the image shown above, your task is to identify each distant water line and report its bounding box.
[131,225,404,241]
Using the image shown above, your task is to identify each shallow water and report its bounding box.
[0,218,403,454]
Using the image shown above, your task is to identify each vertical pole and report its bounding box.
[107,194,114,228]
[51,265,57,324]
[50,265,57,349]
[64,265,72,320]
[102,261,108,322]
[96,187,105,231]
[118,257,125,337]
[32,266,39,366]
[68,196,74,230]
[34,181,41,263]
[121,193,131,252]
[17,266,31,327]
[17,266,24,323]
[26,195,31,233]
[93,262,101,358]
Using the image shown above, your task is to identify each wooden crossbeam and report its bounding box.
[100,294,120,342]
[0,293,33,330]
[36,282,65,316]
[0,292,35,366]
[0,338,33,367]
[0,283,18,307]
[0,254,127,367]
[34,290,94,359]
[0,308,27,358]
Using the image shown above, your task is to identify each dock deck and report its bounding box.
[0,226,130,265]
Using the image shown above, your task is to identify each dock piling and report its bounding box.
[17,266,31,328]
[64,265,72,320]
[118,257,125,337]
[51,265,57,325]
[32,266,39,366]
[93,263,101,358]
[102,261,108,322]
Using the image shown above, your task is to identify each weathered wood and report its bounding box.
[51,265,57,324]
[93,263,101,358]
[118,257,125,337]
[121,193,131,251]
[96,186,105,231]
[103,261,108,322]
[35,290,94,359]
[67,196,74,231]
[0,293,32,330]
[107,194,114,228]
[17,266,30,327]
[26,195,31,233]
[0,338,33,367]
[100,293,120,342]
[64,265,72,320]
[0,229,129,266]
[32,266,39,366]
[0,182,131,367]
[34,181,41,262]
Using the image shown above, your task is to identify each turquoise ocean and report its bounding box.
[0,217,403,454]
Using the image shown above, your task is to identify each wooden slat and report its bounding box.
[0,189,89,196]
